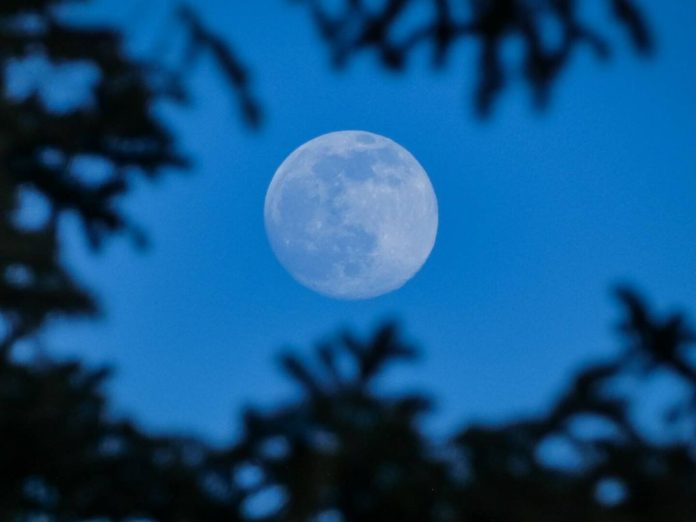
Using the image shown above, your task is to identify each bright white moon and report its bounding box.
[264,130,438,299]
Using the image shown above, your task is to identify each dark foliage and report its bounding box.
[0,358,243,521]
[0,1,258,350]
[177,5,263,128]
[3,2,687,521]
[297,0,653,115]
[229,288,696,521]
[1,289,694,520]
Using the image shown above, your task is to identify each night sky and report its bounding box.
[43,1,696,443]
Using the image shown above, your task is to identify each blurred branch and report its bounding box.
[295,0,654,115]
[1,288,695,519]
[0,0,258,352]
[176,4,262,128]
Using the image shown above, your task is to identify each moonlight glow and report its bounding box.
[265,130,438,299]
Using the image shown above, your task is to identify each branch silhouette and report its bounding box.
[0,0,257,348]
[3,5,691,520]
[296,0,653,115]
[2,289,694,520]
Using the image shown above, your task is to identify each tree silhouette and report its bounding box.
[4,2,691,521]
[1,289,694,520]
[0,0,258,351]
[0,358,244,520]
[227,288,696,521]
[295,0,653,115]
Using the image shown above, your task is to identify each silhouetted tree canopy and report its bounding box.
[0,0,258,350]
[296,0,653,114]
[1,289,695,520]
[4,3,689,521]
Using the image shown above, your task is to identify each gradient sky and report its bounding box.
[42,0,696,443]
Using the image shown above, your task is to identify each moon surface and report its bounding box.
[264,130,438,299]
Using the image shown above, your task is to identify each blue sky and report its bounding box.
[44,0,696,443]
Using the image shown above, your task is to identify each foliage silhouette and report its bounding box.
[295,0,653,115]
[2,2,688,521]
[0,0,259,350]
[0,359,243,520]
[2,289,695,520]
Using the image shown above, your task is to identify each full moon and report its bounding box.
[264,130,438,299]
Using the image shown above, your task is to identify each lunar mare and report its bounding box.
[265,130,438,299]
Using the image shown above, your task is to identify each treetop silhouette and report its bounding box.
[2,2,691,521]
[0,0,257,350]
[2,289,694,520]
[296,0,653,115]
